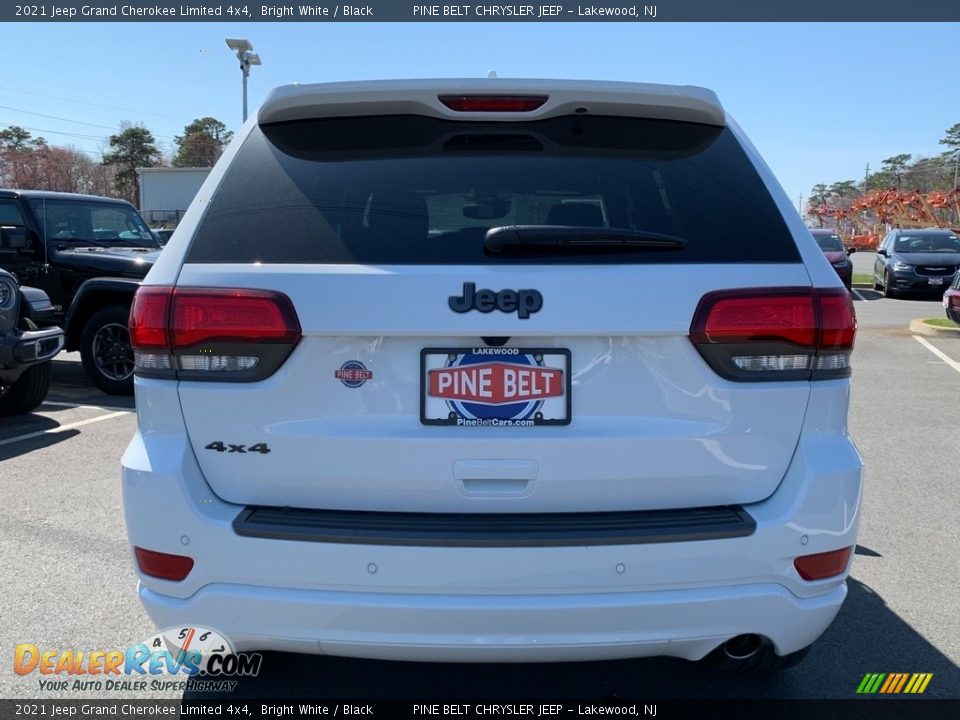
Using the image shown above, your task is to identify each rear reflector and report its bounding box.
[134,547,194,582]
[794,546,853,581]
[130,286,301,382]
[690,287,856,382]
[438,95,548,112]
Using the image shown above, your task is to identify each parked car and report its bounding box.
[123,79,861,672]
[810,228,854,289]
[0,266,64,416]
[944,273,960,324]
[872,228,960,298]
[0,190,160,394]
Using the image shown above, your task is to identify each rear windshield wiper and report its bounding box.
[483,226,688,255]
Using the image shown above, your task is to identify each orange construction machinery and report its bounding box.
[809,188,960,251]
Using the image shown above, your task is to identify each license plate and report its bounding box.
[929,277,944,286]
[421,347,571,426]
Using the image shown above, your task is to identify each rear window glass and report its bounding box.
[187,115,800,265]
[813,233,844,251]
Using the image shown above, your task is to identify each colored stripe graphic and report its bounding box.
[857,673,932,694]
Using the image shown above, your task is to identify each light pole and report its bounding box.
[225,38,261,123]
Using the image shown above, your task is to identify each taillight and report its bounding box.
[794,547,853,581]
[134,547,194,582]
[438,95,548,112]
[690,288,856,381]
[130,286,301,381]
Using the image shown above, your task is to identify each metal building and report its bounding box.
[137,167,212,225]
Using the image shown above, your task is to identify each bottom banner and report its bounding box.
[2,699,958,720]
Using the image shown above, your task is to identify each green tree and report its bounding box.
[173,117,233,167]
[880,154,912,190]
[102,123,160,205]
[829,180,858,199]
[0,125,32,151]
[809,183,830,206]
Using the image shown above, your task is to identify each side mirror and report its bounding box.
[0,225,29,250]
[876,248,887,257]
[846,246,857,256]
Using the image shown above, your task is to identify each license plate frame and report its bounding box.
[420,347,572,427]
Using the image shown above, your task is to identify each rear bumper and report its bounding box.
[122,380,862,662]
[139,580,845,662]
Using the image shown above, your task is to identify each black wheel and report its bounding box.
[80,305,135,395]
[0,362,52,416]
[705,635,810,672]
[883,272,898,298]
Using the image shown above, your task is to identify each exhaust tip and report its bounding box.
[722,633,764,660]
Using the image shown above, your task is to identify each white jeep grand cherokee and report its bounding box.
[122,79,861,671]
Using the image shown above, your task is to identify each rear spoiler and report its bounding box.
[258,78,726,128]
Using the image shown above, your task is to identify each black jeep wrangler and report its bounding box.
[0,190,160,394]
[0,266,64,416]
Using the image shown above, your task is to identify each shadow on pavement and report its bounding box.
[182,577,958,700]
[48,360,134,409]
[0,425,79,461]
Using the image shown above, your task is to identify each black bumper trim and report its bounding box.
[232,505,756,547]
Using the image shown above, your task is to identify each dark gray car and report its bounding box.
[873,228,960,297]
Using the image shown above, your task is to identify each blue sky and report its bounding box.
[3,22,957,207]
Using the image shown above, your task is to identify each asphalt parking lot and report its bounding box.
[2,284,959,700]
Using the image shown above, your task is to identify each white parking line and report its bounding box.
[851,288,866,301]
[41,400,135,413]
[0,411,129,448]
[913,335,960,375]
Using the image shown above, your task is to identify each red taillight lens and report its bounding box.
[130,286,301,381]
[690,288,857,381]
[129,286,172,348]
[794,546,853,581]
[692,293,817,347]
[438,95,548,112]
[171,289,301,348]
[818,289,857,349]
[134,547,194,582]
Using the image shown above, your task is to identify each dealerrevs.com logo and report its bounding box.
[14,626,261,693]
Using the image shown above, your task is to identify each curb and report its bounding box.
[909,318,960,338]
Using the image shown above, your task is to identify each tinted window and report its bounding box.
[188,115,800,265]
[894,233,960,253]
[813,233,843,251]
[0,201,25,225]
[27,199,157,247]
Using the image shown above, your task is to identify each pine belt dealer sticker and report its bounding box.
[336,360,373,388]
[421,347,571,426]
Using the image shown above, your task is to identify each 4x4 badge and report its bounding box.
[448,282,543,319]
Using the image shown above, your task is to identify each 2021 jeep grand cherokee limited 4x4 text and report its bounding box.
[123,79,862,670]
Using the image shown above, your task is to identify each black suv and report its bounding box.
[0,266,64,415]
[0,190,160,394]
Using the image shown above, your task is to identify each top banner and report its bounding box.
[5,1,960,22]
